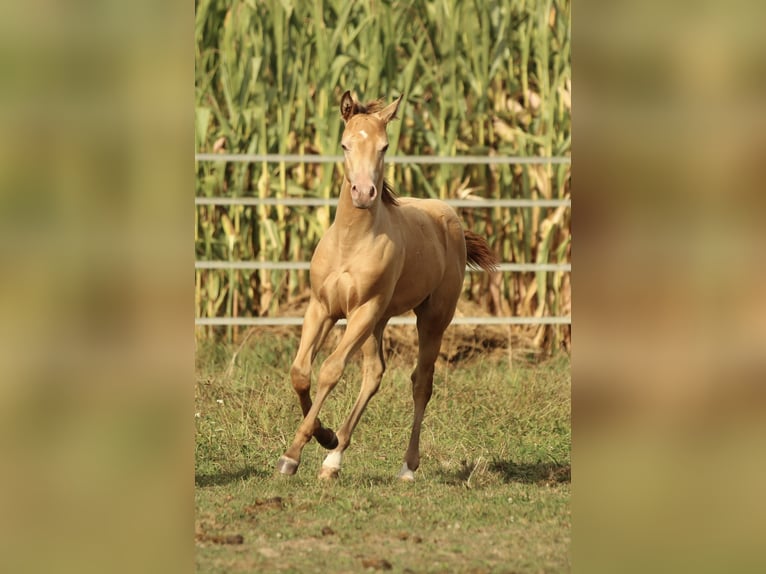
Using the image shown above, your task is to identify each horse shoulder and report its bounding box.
[357,231,404,289]
[309,233,337,282]
[310,226,402,317]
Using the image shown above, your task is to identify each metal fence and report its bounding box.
[195,153,571,327]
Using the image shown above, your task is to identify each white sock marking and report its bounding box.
[323,451,343,470]
[398,462,415,481]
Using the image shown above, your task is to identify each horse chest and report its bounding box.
[319,271,356,316]
[311,226,402,317]
[314,246,401,316]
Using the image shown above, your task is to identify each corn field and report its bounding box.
[195,0,571,351]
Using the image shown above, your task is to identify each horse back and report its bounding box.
[395,198,466,259]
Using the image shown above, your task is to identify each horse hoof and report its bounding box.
[277,456,299,475]
[314,428,339,450]
[318,466,339,480]
[397,462,416,482]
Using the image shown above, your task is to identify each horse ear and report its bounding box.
[340,91,356,123]
[375,94,404,125]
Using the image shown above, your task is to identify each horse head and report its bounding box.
[339,91,403,209]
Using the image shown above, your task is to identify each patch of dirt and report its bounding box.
[195,517,246,545]
[243,496,284,514]
[489,460,571,486]
[396,532,423,543]
[195,532,244,545]
[361,557,393,570]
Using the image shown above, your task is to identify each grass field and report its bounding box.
[195,334,570,573]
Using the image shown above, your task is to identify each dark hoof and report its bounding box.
[276,456,299,475]
[314,428,339,450]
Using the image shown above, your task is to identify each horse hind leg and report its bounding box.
[400,299,456,481]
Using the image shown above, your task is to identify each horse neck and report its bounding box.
[334,178,387,244]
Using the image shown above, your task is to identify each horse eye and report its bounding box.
[381,143,389,152]
[341,143,349,152]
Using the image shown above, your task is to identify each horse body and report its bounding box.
[312,193,466,322]
[276,91,496,480]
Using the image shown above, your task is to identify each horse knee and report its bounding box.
[366,357,385,387]
[367,371,384,399]
[290,363,311,394]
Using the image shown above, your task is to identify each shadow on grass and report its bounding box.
[490,459,570,485]
[438,459,571,486]
[195,466,270,487]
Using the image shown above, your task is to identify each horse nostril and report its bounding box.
[351,182,376,204]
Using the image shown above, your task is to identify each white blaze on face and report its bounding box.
[359,129,368,140]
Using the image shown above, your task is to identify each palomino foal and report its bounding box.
[277,91,496,480]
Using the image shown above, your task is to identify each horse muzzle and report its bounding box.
[350,183,377,209]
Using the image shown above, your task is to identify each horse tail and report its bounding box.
[464,230,498,273]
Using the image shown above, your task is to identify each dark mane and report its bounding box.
[382,179,399,206]
[353,98,386,115]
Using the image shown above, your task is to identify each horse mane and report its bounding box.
[382,179,399,206]
[352,98,386,115]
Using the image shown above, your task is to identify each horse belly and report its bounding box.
[386,244,445,316]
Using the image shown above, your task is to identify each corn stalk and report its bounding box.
[195,0,571,350]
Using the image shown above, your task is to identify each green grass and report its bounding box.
[195,334,570,573]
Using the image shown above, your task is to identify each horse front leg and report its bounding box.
[278,300,381,477]
[319,320,387,479]
[276,298,336,476]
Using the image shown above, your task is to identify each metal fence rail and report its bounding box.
[195,153,571,165]
[195,261,570,272]
[195,197,570,208]
[195,153,571,328]
[194,316,571,327]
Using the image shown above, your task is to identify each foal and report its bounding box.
[277,91,496,480]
